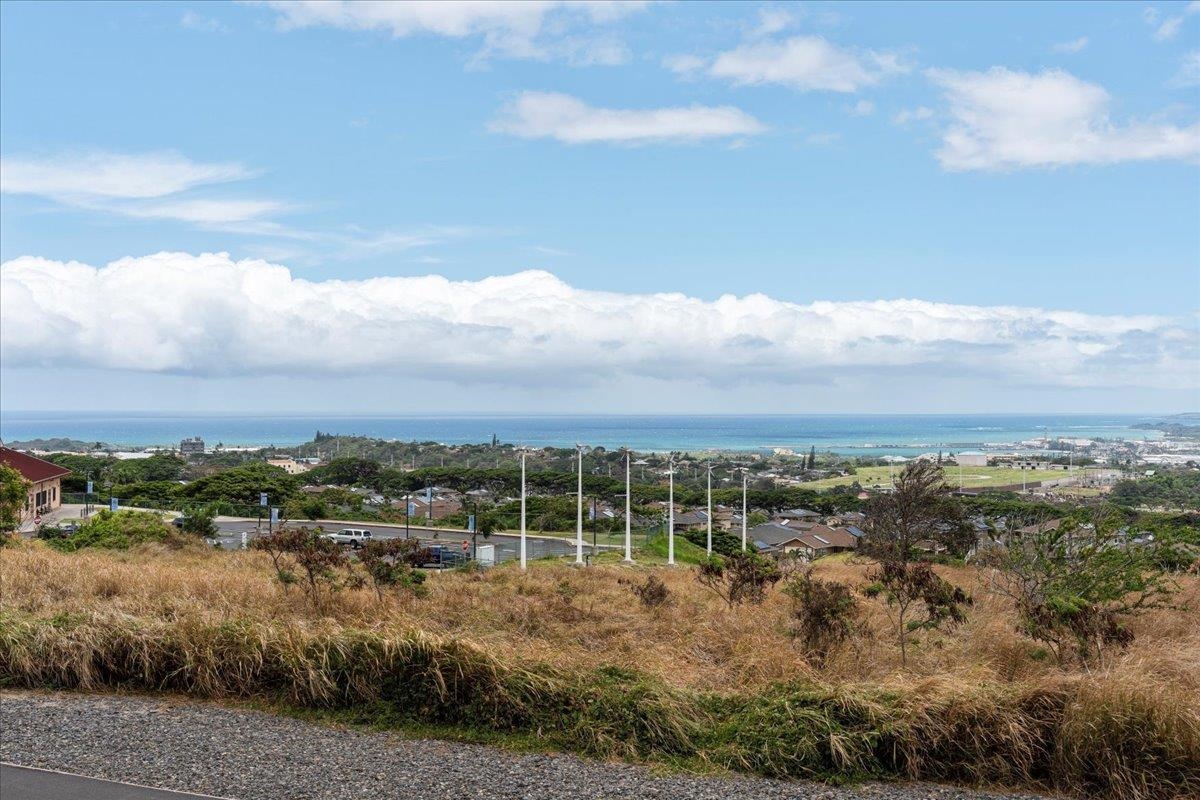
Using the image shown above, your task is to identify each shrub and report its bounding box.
[696,551,780,607]
[982,518,1177,664]
[684,528,750,557]
[631,574,670,609]
[251,527,347,608]
[358,538,430,600]
[864,560,971,666]
[46,510,174,552]
[783,570,858,665]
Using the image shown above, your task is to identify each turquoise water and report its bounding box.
[0,412,1169,456]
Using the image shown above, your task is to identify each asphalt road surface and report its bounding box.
[210,519,605,563]
[1,764,231,800]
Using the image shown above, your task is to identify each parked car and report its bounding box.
[323,528,373,548]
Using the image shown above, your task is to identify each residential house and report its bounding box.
[0,446,72,526]
[749,521,859,561]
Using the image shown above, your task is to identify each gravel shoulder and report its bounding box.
[0,691,1053,800]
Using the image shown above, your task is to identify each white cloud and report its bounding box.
[753,7,796,37]
[489,91,766,145]
[708,35,908,93]
[256,0,647,63]
[0,151,249,200]
[891,106,933,126]
[1172,50,1200,87]
[927,67,1200,170]
[0,151,281,225]
[180,10,227,32]
[1050,36,1089,54]
[1147,1,1200,41]
[2,253,1193,393]
[662,53,705,76]
[848,99,874,117]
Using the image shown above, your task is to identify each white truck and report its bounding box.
[323,528,373,548]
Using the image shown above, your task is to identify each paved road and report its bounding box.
[210,518,611,563]
[1,763,230,800]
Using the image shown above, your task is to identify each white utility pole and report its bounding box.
[741,472,748,552]
[623,449,633,563]
[667,455,676,566]
[575,443,585,565]
[705,462,713,556]
[519,451,527,570]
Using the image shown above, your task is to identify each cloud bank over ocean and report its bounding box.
[3,252,1194,393]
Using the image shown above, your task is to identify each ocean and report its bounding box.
[0,412,1170,457]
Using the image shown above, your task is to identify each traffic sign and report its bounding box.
[461,540,469,551]
[33,515,42,525]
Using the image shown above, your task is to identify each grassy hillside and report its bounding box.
[1,540,1196,799]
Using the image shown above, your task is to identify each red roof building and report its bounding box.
[0,446,72,526]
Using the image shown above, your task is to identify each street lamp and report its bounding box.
[623,448,633,563]
[519,450,527,570]
[667,455,676,566]
[705,461,713,556]
[575,443,584,565]
[741,472,748,552]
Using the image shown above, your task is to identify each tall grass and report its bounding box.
[1,542,1197,799]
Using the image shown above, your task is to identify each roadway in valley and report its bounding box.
[209,518,610,563]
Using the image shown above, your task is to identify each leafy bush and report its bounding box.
[696,551,780,607]
[46,510,173,552]
[683,528,750,557]
[358,538,430,599]
[864,560,971,665]
[783,570,858,665]
[631,574,670,609]
[982,518,1177,664]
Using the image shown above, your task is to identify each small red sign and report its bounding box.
[33,516,42,525]
[461,540,469,551]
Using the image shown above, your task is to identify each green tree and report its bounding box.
[862,460,972,561]
[696,551,781,607]
[178,505,219,537]
[784,570,859,665]
[179,462,300,507]
[864,560,971,666]
[0,463,31,533]
[981,516,1177,664]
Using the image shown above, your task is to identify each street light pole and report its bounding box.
[623,449,633,563]
[575,443,584,565]
[667,455,675,566]
[741,472,748,552]
[520,451,527,570]
[706,462,713,556]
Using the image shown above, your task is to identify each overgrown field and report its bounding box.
[1,540,1197,799]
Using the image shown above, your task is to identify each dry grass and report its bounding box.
[1,541,1197,799]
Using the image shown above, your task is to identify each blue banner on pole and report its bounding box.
[407,502,416,516]
[270,507,279,524]
[425,487,433,503]
[86,480,94,494]
[109,497,118,512]
[468,514,476,533]
[259,492,268,507]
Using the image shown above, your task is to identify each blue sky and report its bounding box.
[1,1,1198,414]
